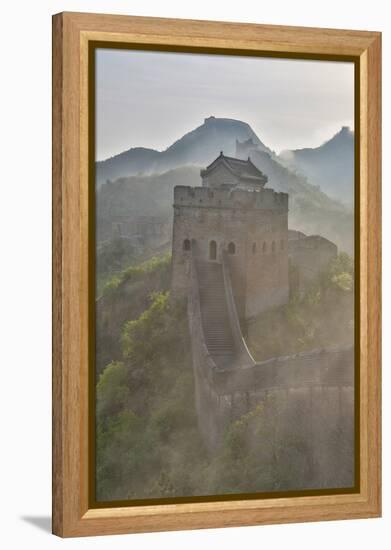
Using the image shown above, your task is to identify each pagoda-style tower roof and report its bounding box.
[200,151,268,188]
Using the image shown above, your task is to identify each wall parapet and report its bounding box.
[188,250,353,398]
[174,185,288,211]
[187,249,354,449]
[187,254,219,382]
[221,251,256,368]
[210,345,354,396]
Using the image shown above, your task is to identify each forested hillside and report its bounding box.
[96,252,355,501]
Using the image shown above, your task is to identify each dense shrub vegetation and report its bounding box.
[95,254,171,374]
[96,291,206,500]
[248,253,354,360]
[96,252,355,501]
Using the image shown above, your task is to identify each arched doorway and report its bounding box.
[209,240,217,260]
[228,242,236,255]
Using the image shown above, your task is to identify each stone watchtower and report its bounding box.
[171,152,289,320]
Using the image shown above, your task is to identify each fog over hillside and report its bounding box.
[96,117,354,253]
[96,166,199,242]
[96,117,271,186]
[279,126,354,205]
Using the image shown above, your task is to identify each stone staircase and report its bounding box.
[196,261,235,365]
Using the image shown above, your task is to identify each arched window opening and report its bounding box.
[183,239,191,251]
[272,241,276,253]
[209,240,217,260]
[228,242,236,255]
[252,242,257,254]
[262,241,267,253]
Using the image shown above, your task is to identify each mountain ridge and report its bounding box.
[96,116,272,186]
[279,126,354,204]
[95,116,355,252]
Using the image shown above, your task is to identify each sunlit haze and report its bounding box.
[96,49,354,161]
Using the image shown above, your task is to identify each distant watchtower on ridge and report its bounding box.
[171,152,289,320]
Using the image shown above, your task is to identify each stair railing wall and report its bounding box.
[221,250,256,367]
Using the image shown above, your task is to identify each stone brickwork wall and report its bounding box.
[191,270,354,457]
[288,233,338,290]
[172,185,289,320]
[187,251,354,459]
[172,157,351,478]
[111,215,171,247]
[195,356,354,486]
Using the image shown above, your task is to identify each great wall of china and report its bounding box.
[171,150,354,469]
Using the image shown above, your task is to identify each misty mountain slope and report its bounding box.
[96,166,200,241]
[245,149,341,211]
[163,116,272,165]
[96,117,271,186]
[97,164,353,254]
[279,127,354,205]
[96,117,354,252]
[96,147,161,187]
[234,147,352,250]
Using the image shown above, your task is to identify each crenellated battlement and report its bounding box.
[170,151,345,453]
[173,185,288,211]
[172,153,290,320]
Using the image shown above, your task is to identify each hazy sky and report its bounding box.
[96,48,354,161]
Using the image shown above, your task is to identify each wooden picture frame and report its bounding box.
[52,11,381,538]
